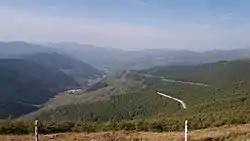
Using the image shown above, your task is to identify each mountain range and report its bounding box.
[1,41,250,72]
[0,41,250,129]
[48,43,250,71]
[23,53,103,85]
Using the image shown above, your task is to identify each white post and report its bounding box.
[185,120,188,141]
[35,120,39,141]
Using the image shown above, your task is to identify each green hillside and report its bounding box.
[138,60,250,86]
[0,59,78,89]
[19,60,250,131]
[0,59,79,118]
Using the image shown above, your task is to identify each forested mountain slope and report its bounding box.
[21,60,250,130]
[0,59,79,118]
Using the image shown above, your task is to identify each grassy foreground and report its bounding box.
[0,124,249,141]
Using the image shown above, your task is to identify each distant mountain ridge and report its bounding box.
[0,41,54,57]
[1,41,249,72]
[44,42,250,71]
[44,42,126,71]
[23,53,104,85]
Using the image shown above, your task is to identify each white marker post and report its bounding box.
[185,120,188,141]
[157,92,188,141]
[35,120,39,141]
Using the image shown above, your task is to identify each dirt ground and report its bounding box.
[0,124,250,141]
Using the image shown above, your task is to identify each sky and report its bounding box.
[0,0,250,51]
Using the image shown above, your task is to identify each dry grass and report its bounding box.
[0,124,250,141]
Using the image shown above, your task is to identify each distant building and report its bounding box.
[66,89,82,94]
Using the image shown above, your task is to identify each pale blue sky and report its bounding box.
[0,0,250,50]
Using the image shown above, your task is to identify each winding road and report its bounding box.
[161,78,209,87]
[140,73,209,87]
[157,92,187,109]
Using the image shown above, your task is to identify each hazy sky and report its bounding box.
[0,0,250,50]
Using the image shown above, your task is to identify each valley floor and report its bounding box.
[0,124,249,141]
